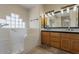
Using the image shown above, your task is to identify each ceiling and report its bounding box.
[20,4,71,10]
[20,4,40,9]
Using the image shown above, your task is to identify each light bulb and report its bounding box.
[45,14,48,17]
[47,13,52,17]
[67,7,69,13]
[73,5,77,11]
[61,9,63,14]
[51,12,54,16]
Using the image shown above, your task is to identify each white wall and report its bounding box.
[24,5,44,53]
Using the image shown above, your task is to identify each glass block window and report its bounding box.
[2,13,26,28]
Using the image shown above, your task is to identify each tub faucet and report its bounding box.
[0,23,8,28]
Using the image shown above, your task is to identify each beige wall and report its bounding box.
[0,4,29,21]
[43,4,69,12]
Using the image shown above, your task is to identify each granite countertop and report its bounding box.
[41,29,79,34]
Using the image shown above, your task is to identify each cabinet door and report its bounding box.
[41,32,50,45]
[61,38,71,51]
[71,39,79,53]
[50,32,61,48]
[50,39,60,48]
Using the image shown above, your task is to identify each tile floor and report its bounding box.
[22,46,70,54]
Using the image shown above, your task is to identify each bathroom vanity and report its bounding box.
[41,30,79,53]
[41,4,79,53]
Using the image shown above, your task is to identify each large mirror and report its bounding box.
[42,6,79,28]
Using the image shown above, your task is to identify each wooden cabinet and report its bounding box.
[41,31,79,53]
[41,31,50,46]
[61,33,79,53]
[50,32,61,48]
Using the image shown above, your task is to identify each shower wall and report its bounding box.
[10,29,26,54]
[0,29,11,53]
[0,28,26,54]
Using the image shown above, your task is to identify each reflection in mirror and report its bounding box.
[61,11,71,27]
[42,7,78,28]
[47,12,61,27]
[69,7,78,27]
[61,7,78,27]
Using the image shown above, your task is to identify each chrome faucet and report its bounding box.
[66,27,73,31]
[67,27,71,31]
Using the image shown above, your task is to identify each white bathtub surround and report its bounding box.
[10,28,26,54]
[0,28,26,54]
